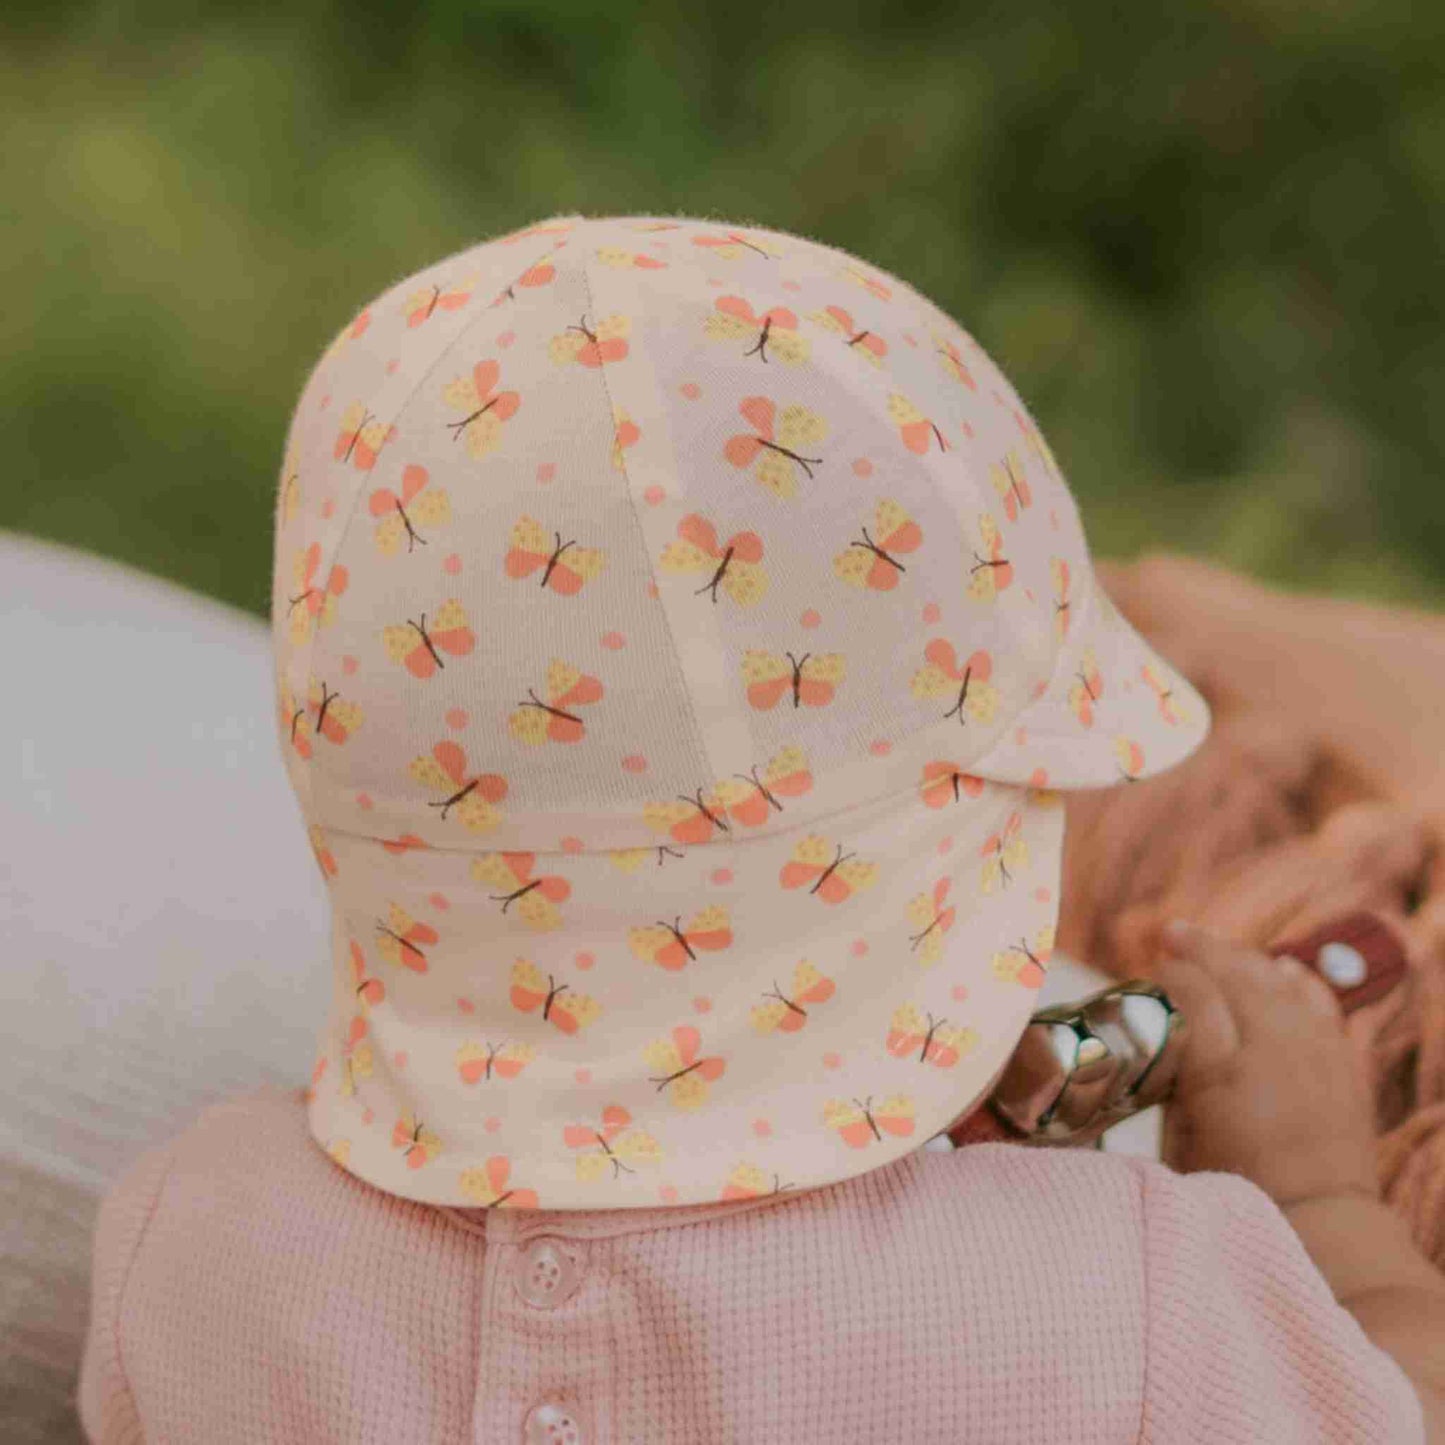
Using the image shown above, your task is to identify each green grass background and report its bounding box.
[6,0,1444,618]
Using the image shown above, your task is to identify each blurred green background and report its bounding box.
[5,0,1444,618]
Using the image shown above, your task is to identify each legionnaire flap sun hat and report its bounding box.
[273,213,1210,1209]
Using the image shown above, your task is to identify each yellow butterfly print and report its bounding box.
[711,746,813,828]
[457,1156,540,1209]
[1050,558,1072,642]
[381,599,475,680]
[991,925,1055,989]
[642,786,731,846]
[990,449,1033,523]
[455,1039,536,1085]
[339,1017,373,1099]
[470,852,569,931]
[374,902,439,973]
[1141,663,1191,726]
[279,447,301,526]
[306,678,362,745]
[1115,736,1146,781]
[691,229,784,261]
[403,275,476,326]
[279,678,313,760]
[704,296,811,365]
[548,313,631,367]
[980,812,1029,894]
[392,1113,443,1169]
[742,649,845,710]
[887,392,947,454]
[723,397,828,500]
[612,407,640,470]
[643,1025,726,1111]
[838,262,892,301]
[371,465,452,556]
[749,959,836,1035]
[595,246,667,270]
[905,877,956,968]
[510,958,602,1035]
[809,306,887,367]
[1068,646,1104,728]
[822,1095,915,1148]
[333,400,396,471]
[326,1138,351,1167]
[658,513,769,606]
[629,905,733,972]
[441,359,521,461]
[884,1004,978,1068]
[910,641,1000,726]
[564,1104,663,1182]
[966,515,1013,602]
[408,742,508,833]
[508,659,604,745]
[833,498,923,591]
[779,835,879,904]
[287,543,348,647]
[721,1162,796,1200]
[504,515,606,595]
[933,331,975,388]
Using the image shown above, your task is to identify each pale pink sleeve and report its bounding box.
[76,1134,181,1445]
[1135,1160,1426,1444]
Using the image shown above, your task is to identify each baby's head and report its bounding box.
[272,214,1209,1209]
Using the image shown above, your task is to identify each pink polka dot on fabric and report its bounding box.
[445,708,469,731]
[386,357,400,374]
[622,754,648,773]
[600,630,625,650]
[710,867,733,886]
[356,793,373,811]
[868,739,891,756]
[646,581,660,599]
[1024,588,1035,603]
[393,1051,407,1069]
[781,279,802,292]
[707,277,724,288]
[1122,680,1135,695]
[643,484,666,505]
[484,1116,502,1133]
[1029,768,1049,787]
[679,382,702,400]
[659,1184,680,1203]
[342,655,359,675]
[1034,887,1052,903]
[922,601,941,625]
[457,997,475,1014]
[936,835,954,855]
[961,421,976,439]
[497,330,516,348]
[443,553,462,575]
[1031,680,1048,700]
[852,457,874,478]
[561,836,584,854]
[536,462,556,484]
[692,996,712,1013]
[850,939,869,957]
[320,498,336,519]
[800,608,821,628]
[822,1052,842,1069]
[361,1107,375,1124]
[904,332,919,348]
[1015,727,1028,746]
[752,1118,773,1138]
[319,394,331,411]
[429,893,450,911]
[1050,509,1060,530]
[574,951,595,970]
[950,985,969,1003]
[575,1068,592,1085]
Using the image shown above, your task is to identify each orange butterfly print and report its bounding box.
[489,258,556,306]
[643,1025,726,1111]
[691,230,782,260]
[742,649,844,710]
[918,761,985,810]
[887,393,947,454]
[279,678,312,760]
[380,834,429,856]
[608,843,685,872]
[749,959,835,1035]
[308,824,338,880]
[713,746,813,827]
[822,1094,915,1147]
[833,498,922,590]
[612,408,640,470]
[1013,405,1063,483]
[408,741,508,833]
[910,641,1000,726]
[470,851,570,931]
[508,660,604,745]
[549,313,630,367]
[724,396,827,500]
[442,360,521,460]
[510,958,602,1034]
[595,246,667,270]
[392,1114,442,1170]
[1141,663,1191,726]
[704,295,810,365]
[326,1138,350,1167]
[375,902,439,973]
[838,262,892,300]
[321,307,371,364]
[990,450,1033,523]
[1115,736,1145,781]
[991,925,1055,988]
[780,836,878,904]
[885,1004,978,1068]
[369,463,451,554]
[643,786,731,845]
[564,1104,662,1182]
[906,876,956,968]
[935,334,976,389]
[287,543,349,645]
[809,305,887,366]
[339,1016,372,1099]
[629,905,733,971]
[404,275,475,327]
[980,812,1029,894]
[503,515,606,595]
[381,599,476,679]
[1051,558,1072,641]
[721,1163,796,1200]
[500,220,573,245]
[333,401,397,472]
[456,1038,536,1085]
[279,449,301,526]
[966,515,1013,601]
[306,678,361,745]
[459,1156,541,1209]
[659,513,769,606]
[1068,646,1104,727]
[349,940,385,1010]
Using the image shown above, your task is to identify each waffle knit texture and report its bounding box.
[76,1085,1424,1443]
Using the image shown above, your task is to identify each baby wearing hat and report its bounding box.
[77,215,1442,1442]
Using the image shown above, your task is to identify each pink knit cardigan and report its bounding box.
[77,1084,1423,1443]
